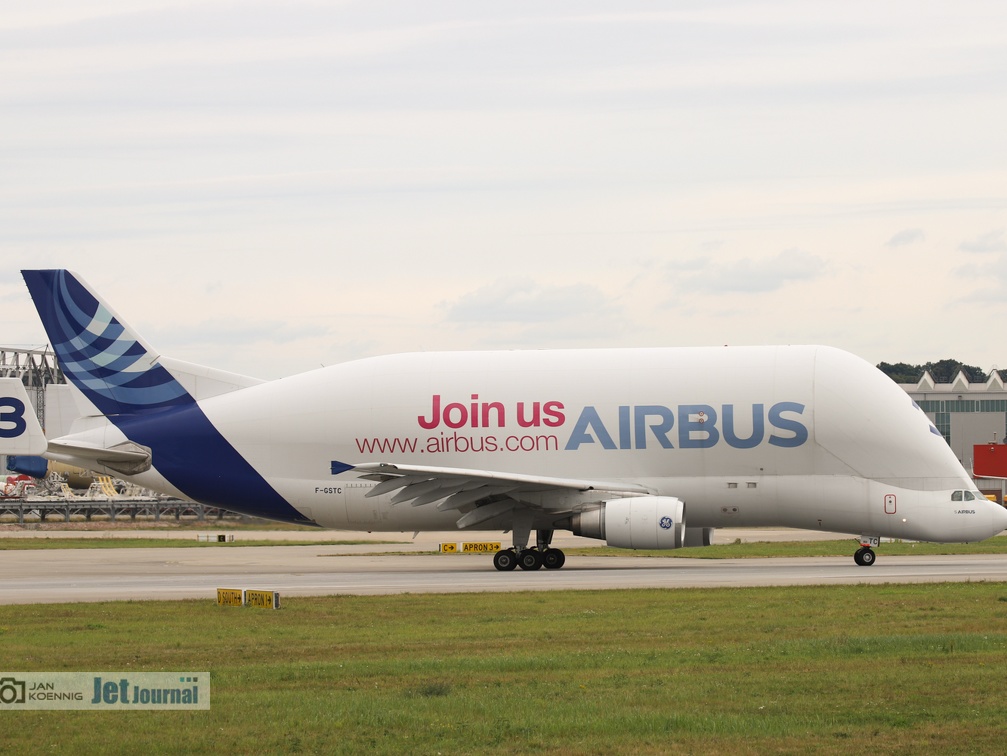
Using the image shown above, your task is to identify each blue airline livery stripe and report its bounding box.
[113,405,313,522]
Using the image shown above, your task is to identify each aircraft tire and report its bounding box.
[542,548,566,570]
[859,547,876,566]
[853,547,864,566]
[517,549,543,571]
[493,549,519,572]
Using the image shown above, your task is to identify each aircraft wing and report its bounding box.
[353,462,653,528]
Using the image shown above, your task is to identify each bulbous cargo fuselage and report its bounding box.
[20,270,1005,568]
[171,345,1006,542]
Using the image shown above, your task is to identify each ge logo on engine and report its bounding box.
[659,516,673,530]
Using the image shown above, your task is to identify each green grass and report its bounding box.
[2,584,1007,753]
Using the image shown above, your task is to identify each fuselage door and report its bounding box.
[884,493,896,515]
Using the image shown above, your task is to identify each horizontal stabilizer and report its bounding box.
[45,438,151,476]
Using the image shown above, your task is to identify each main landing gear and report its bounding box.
[493,528,566,572]
[853,535,879,567]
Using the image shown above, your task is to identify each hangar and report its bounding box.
[898,369,1007,502]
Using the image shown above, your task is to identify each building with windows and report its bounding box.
[899,370,1007,502]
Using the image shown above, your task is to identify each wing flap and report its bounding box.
[438,485,519,511]
[455,499,516,529]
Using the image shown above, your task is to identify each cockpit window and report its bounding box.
[952,491,963,501]
[964,491,975,501]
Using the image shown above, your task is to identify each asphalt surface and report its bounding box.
[1,527,1006,604]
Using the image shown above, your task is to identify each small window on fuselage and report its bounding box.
[952,490,963,501]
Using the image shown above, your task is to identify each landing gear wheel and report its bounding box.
[493,548,518,572]
[542,548,566,570]
[854,547,876,567]
[518,548,543,571]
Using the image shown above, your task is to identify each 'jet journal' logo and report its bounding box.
[0,672,209,710]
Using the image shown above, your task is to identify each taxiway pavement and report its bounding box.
[1,528,1005,604]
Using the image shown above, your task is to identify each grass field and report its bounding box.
[2,583,1007,754]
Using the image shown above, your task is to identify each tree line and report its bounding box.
[876,359,996,384]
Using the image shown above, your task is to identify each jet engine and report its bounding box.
[684,526,715,547]
[570,496,686,549]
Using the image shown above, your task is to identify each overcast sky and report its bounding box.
[2,1,1006,379]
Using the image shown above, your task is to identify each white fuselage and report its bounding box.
[22,268,1005,549]
[100,344,1005,543]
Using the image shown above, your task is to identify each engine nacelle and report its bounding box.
[684,526,715,547]
[570,496,686,550]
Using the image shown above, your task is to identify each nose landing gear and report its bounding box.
[853,546,876,566]
[854,535,879,566]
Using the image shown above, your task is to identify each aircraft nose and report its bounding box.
[990,501,1007,535]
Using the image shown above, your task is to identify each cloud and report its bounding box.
[960,229,1007,253]
[666,257,709,272]
[151,319,329,349]
[444,278,614,324]
[441,278,631,347]
[0,281,28,304]
[886,228,925,247]
[667,249,826,294]
[954,248,1007,302]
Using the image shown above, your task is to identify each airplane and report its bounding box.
[2,269,1005,571]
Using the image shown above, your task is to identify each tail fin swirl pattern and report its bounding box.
[22,270,191,415]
